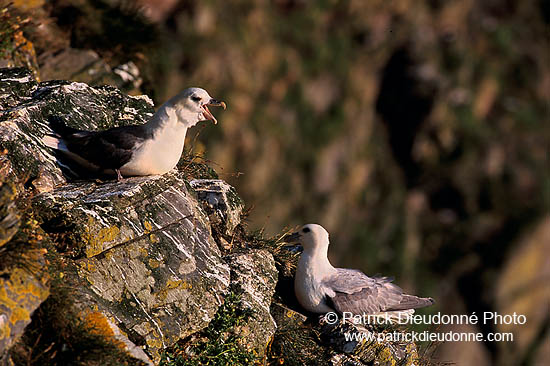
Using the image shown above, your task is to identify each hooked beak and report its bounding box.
[282,231,301,243]
[282,232,303,252]
[202,98,227,124]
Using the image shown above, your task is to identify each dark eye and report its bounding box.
[191,96,201,102]
[302,227,311,233]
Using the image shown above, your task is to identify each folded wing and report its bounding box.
[323,268,434,315]
[45,116,150,171]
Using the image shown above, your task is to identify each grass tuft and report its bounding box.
[160,291,258,366]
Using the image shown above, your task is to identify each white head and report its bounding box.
[169,87,226,127]
[284,224,330,252]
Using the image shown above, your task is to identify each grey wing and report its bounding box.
[323,269,404,314]
[65,127,140,170]
[321,268,374,294]
[47,115,150,171]
[62,125,153,171]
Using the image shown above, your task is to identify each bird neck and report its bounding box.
[145,103,197,135]
[301,245,334,275]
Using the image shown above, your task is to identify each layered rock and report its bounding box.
[0,66,268,364]
[0,67,154,191]
[228,249,277,356]
[0,180,50,366]
[0,67,427,365]
[190,179,244,237]
[33,172,231,362]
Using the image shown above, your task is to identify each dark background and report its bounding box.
[2,0,549,364]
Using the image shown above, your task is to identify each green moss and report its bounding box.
[267,314,330,366]
[0,190,46,277]
[0,140,42,183]
[0,5,39,79]
[159,291,258,366]
[226,185,244,211]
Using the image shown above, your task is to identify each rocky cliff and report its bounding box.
[0,67,428,366]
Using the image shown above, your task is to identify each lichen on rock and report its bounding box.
[0,177,49,365]
[0,67,430,365]
[32,171,231,362]
[190,179,244,237]
[227,249,278,357]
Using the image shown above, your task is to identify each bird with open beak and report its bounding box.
[43,87,226,180]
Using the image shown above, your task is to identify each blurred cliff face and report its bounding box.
[135,0,548,239]
[4,0,549,364]
[112,1,550,363]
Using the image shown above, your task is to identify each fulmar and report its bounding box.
[284,224,434,320]
[42,87,226,180]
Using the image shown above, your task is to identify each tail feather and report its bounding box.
[387,295,435,311]
[42,135,100,172]
[375,309,415,323]
[42,135,67,151]
[47,115,84,137]
[42,116,103,175]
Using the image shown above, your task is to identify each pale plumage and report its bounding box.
[284,224,434,316]
[42,87,226,180]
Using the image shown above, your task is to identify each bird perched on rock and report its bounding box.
[284,224,434,319]
[42,87,226,180]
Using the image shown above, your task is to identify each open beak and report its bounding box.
[202,98,227,124]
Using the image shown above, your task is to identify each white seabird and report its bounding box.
[42,87,226,180]
[283,224,434,318]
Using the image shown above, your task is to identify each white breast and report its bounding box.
[294,257,334,313]
[120,121,188,176]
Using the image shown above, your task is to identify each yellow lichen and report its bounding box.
[6,268,49,300]
[155,279,192,301]
[143,220,153,232]
[0,268,49,344]
[403,343,419,366]
[165,279,181,289]
[138,246,148,257]
[9,307,29,324]
[85,217,120,257]
[0,282,18,309]
[80,261,97,272]
[84,311,126,350]
[376,344,397,366]
[146,336,163,349]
